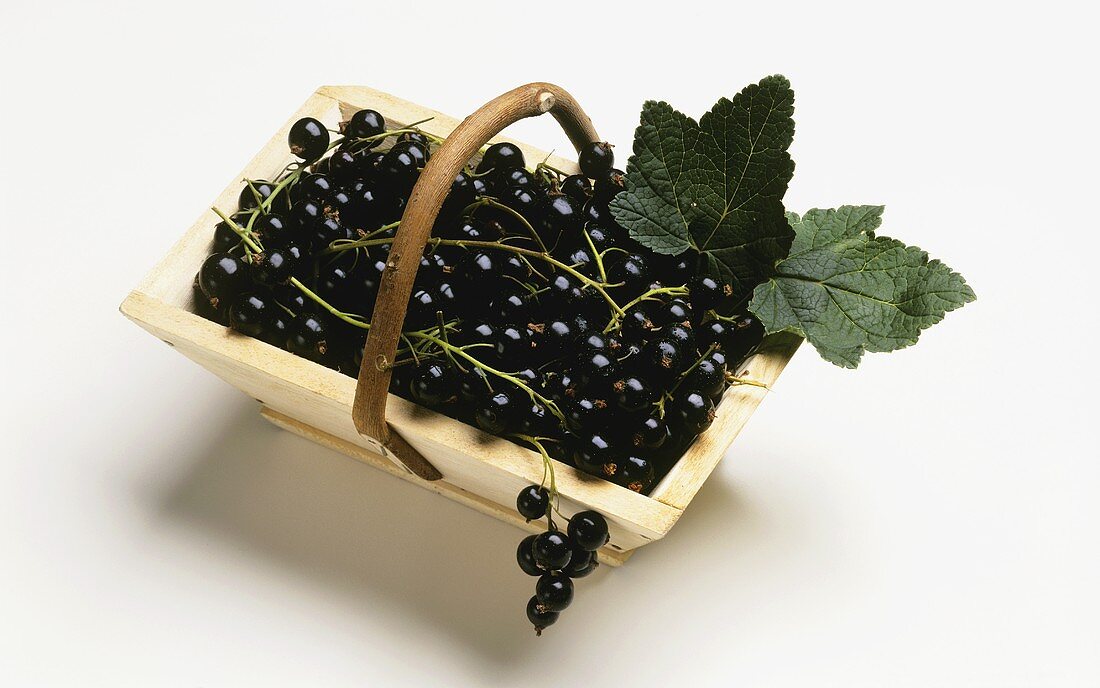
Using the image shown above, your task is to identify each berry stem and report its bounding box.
[583,227,608,284]
[514,435,562,526]
[604,285,690,333]
[464,197,549,254]
[669,343,719,395]
[288,277,371,330]
[726,374,771,390]
[211,206,263,254]
[320,235,625,316]
[258,168,303,213]
[409,331,564,421]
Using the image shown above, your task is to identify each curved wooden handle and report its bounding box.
[352,83,600,481]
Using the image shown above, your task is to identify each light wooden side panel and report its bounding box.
[120,292,680,550]
[259,407,631,567]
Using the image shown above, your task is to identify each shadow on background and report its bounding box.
[146,397,796,672]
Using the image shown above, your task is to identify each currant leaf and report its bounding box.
[748,206,976,368]
[610,75,796,302]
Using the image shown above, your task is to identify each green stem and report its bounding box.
[259,169,303,213]
[604,285,690,333]
[583,227,607,283]
[211,207,263,254]
[289,277,371,330]
[434,239,623,316]
[410,331,564,421]
[321,235,624,316]
[464,198,548,255]
[515,435,561,526]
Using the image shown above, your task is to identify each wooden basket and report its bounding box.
[120,84,801,566]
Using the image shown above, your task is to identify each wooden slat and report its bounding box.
[120,291,681,550]
[259,407,632,567]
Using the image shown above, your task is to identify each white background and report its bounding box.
[2,1,1097,686]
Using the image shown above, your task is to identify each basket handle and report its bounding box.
[351,83,600,481]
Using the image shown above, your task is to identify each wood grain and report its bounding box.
[260,407,633,567]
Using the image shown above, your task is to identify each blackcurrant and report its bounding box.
[567,511,609,551]
[631,415,671,451]
[312,216,352,250]
[499,167,539,190]
[526,596,559,635]
[612,376,655,413]
[560,174,592,202]
[345,109,385,143]
[617,455,655,493]
[658,298,693,326]
[564,397,610,433]
[404,288,438,329]
[689,275,735,312]
[576,350,618,386]
[669,390,716,435]
[620,303,660,340]
[238,180,284,212]
[516,485,550,521]
[298,172,334,201]
[578,141,614,178]
[724,314,766,362]
[398,131,430,147]
[607,252,650,297]
[517,535,542,576]
[378,145,420,192]
[198,253,250,307]
[285,312,329,364]
[474,389,519,435]
[288,117,329,162]
[563,546,598,578]
[391,139,430,168]
[326,148,359,181]
[458,365,490,404]
[664,323,696,352]
[213,212,252,252]
[492,325,530,364]
[531,530,572,570]
[252,246,298,287]
[593,167,626,203]
[289,199,324,230]
[253,213,294,247]
[228,293,272,338]
[540,194,582,236]
[572,432,615,476]
[518,402,553,436]
[477,141,525,174]
[639,338,686,383]
[535,571,574,612]
[686,357,726,399]
[409,361,455,407]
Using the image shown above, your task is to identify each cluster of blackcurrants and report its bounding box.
[515,484,608,634]
[194,107,764,498]
[193,107,765,632]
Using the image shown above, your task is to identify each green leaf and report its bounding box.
[748,206,976,368]
[610,75,797,301]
